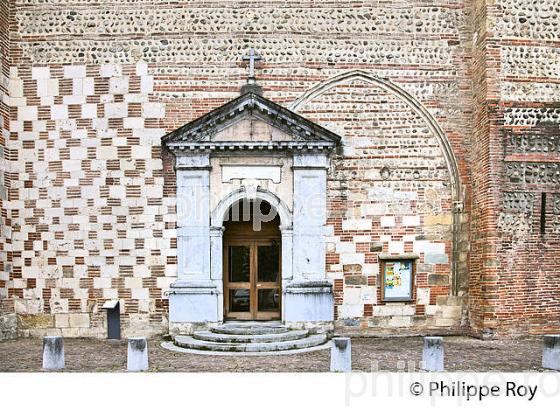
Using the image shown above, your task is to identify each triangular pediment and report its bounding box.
[162,92,341,153]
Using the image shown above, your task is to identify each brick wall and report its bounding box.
[0,0,16,340]
[0,0,11,301]
[469,0,560,338]
[0,0,557,338]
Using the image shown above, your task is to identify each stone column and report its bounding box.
[284,153,333,323]
[280,226,293,321]
[175,153,211,281]
[292,153,327,280]
[169,153,219,326]
[210,226,225,322]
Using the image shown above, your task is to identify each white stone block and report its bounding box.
[342,219,372,231]
[55,314,69,328]
[105,102,128,118]
[136,61,148,76]
[8,79,24,98]
[338,304,363,319]
[125,277,142,289]
[83,78,95,95]
[422,337,444,372]
[388,241,405,254]
[140,76,154,93]
[402,216,420,226]
[142,102,165,118]
[362,263,379,275]
[63,95,85,105]
[335,241,355,253]
[330,337,351,372]
[43,336,65,370]
[345,287,362,305]
[542,335,560,371]
[36,79,50,97]
[51,105,68,120]
[101,64,122,78]
[124,117,145,129]
[47,79,59,96]
[125,93,149,103]
[7,96,26,106]
[361,203,386,215]
[388,316,413,327]
[127,337,149,372]
[413,241,445,254]
[380,216,395,227]
[110,77,129,94]
[18,106,37,121]
[340,253,365,265]
[82,104,98,119]
[416,288,430,305]
[68,313,89,328]
[132,288,149,300]
[63,65,86,79]
[32,67,50,80]
[94,277,111,289]
[353,235,371,243]
[361,286,376,303]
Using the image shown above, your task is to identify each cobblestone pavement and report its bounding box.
[0,336,545,372]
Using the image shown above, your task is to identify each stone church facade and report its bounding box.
[0,0,558,340]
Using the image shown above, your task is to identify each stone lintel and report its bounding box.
[378,253,420,260]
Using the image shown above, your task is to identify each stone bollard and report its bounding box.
[127,337,149,372]
[330,337,352,372]
[422,336,444,372]
[42,336,65,370]
[542,335,560,371]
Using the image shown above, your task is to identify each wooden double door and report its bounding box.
[224,239,281,320]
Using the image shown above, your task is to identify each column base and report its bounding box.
[284,280,334,322]
[169,280,220,324]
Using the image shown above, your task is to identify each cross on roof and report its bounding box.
[242,48,262,84]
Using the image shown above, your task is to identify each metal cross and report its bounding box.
[242,48,262,83]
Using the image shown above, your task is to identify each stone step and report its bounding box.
[193,329,309,343]
[174,333,328,352]
[211,323,288,335]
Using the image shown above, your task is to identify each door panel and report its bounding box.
[229,245,250,282]
[229,289,250,313]
[224,240,281,320]
[257,244,280,282]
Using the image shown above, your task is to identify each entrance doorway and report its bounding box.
[223,200,281,320]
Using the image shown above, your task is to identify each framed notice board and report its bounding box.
[381,259,415,302]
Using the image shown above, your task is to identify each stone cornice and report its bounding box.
[167,140,336,155]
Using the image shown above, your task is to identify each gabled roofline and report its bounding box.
[161,92,342,146]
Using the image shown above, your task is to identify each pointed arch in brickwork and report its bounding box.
[289,70,462,206]
[290,70,465,295]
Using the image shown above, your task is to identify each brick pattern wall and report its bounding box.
[0,0,12,301]
[469,0,560,338]
[1,0,557,338]
[297,82,464,332]
[6,0,474,337]
[0,0,17,340]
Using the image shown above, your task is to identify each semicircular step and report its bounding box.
[193,329,309,343]
[174,333,327,353]
[211,324,288,335]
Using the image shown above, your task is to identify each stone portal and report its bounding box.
[162,92,341,334]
